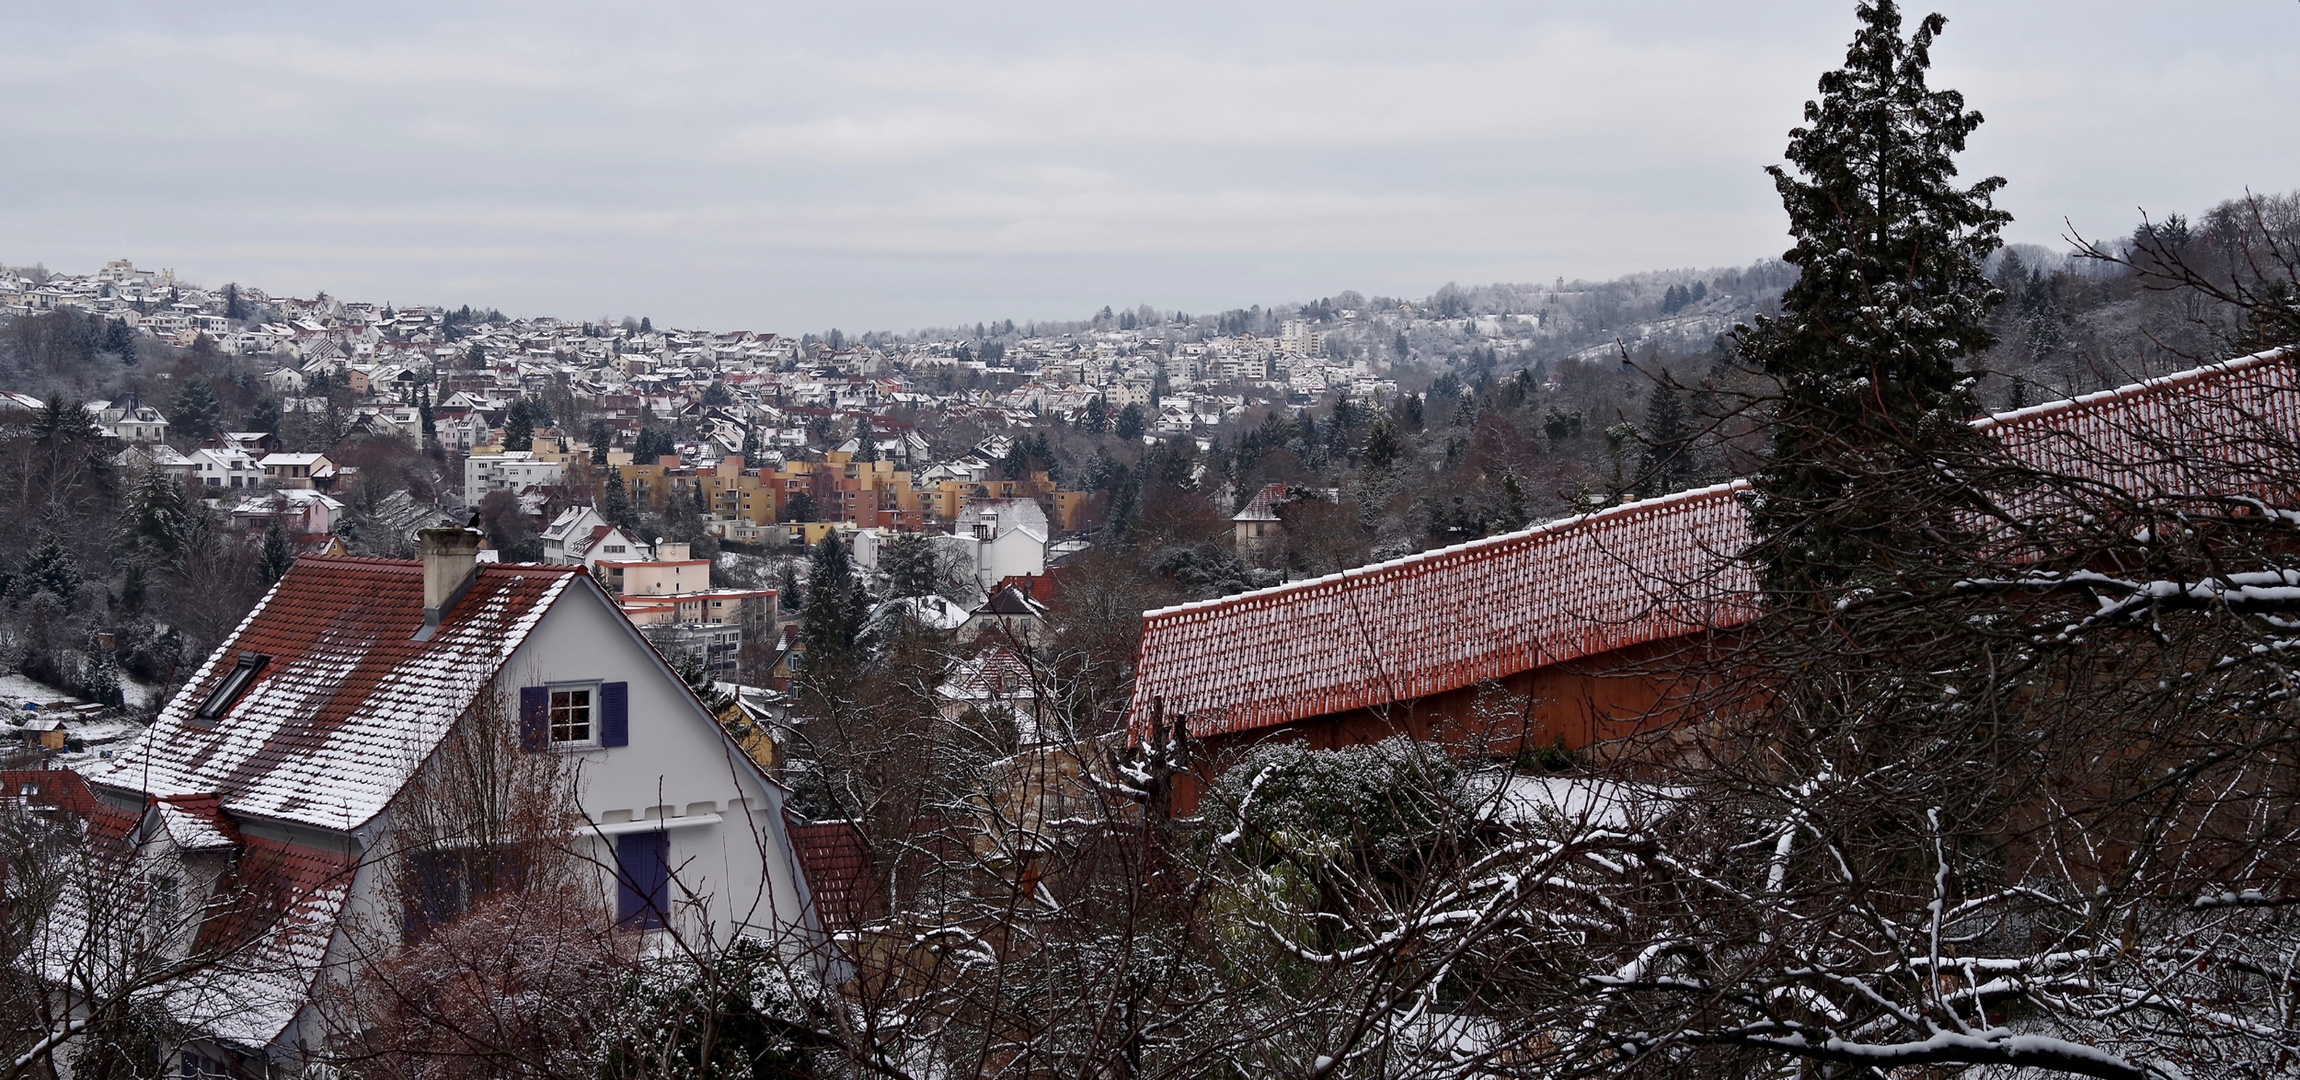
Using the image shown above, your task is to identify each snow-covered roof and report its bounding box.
[91,557,585,832]
[153,794,238,851]
[1233,483,1286,522]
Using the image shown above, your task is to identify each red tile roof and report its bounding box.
[1128,348,2300,741]
[90,556,588,831]
[788,818,879,933]
[177,833,361,1048]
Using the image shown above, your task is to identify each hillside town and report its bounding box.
[0,254,1792,701]
[3,1,2299,1074]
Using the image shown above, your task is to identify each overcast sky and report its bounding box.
[2,1,2293,332]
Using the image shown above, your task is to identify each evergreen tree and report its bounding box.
[172,378,224,443]
[33,394,99,446]
[800,532,863,665]
[261,520,294,583]
[1634,383,1696,498]
[1114,403,1145,441]
[122,466,192,558]
[102,318,137,359]
[418,386,436,444]
[502,398,534,452]
[248,397,282,437]
[739,423,762,463]
[1363,418,1401,470]
[881,532,942,600]
[1736,0,2008,595]
[1080,396,1110,435]
[853,415,878,463]
[79,638,123,707]
[601,470,633,528]
[778,559,803,611]
[783,490,817,523]
[588,419,610,464]
[224,282,246,321]
[20,535,81,605]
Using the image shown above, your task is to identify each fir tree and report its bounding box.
[122,466,192,558]
[1114,403,1145,442]
[739,423,762,463]
[778,559,803,611]
[601,470,633,528]
[248,397,283,437]
[261,520,293,583]
[881,532,942,600]
[1634,383,1696,498]
[800,532,864,665]
[79,638,122,707]
[502,398,534,452]
[1736,0,2009,595]
[172,378,224,443]
[853,415,878,463]
[20,535,80,605]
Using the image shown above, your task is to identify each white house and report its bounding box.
[85,531,822,1075]
[943,498,1049,596]
[90,396,169,443]
[189,446,262,489]
[465,450,567,507]
[539,504,652,570]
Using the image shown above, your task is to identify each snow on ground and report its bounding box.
[0,673,76,706]
[0,671,158,770]
[1479,773,1683,830]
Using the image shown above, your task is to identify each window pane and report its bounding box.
[549,688,592,743]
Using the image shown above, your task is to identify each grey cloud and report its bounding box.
[0,0,2292,329]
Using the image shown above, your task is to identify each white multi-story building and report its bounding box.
[463,450,565,507]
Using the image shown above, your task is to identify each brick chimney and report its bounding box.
[418,527,483,632]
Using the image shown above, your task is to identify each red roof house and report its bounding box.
[75,529,825,1074]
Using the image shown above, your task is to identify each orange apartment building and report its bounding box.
[595,451,1096,535]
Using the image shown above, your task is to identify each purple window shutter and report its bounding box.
[616,831,668,929]
[601,681,629,747]
[518,686,548,752]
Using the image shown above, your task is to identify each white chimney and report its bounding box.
[419,527,483,630]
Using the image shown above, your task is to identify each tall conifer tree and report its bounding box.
[1737,0,2009,596]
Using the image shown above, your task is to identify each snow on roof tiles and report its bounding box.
[91,556,583,832]
[155,794,239,851]
[173,834,360,1048]
[1128,348,2300,741]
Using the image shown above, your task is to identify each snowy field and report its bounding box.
[0,671,161,769]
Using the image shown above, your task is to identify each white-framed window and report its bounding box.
[549,683,598,746]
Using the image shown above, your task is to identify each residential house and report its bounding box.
[82,531,821,1075]
[189,447,262,490]
[1233,483,1286,556]
[947,498,1049,595]
[258,453,335,491]
[958,583,1050,644]
[539,505,651,570]
[464,450,566,508]
[91,395,168,443]
[226,489,344,539]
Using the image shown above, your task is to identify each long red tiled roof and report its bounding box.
[1127,348,2300,741]
[90,556,586,831]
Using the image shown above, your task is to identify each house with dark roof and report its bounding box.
[78,528,824,1075]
